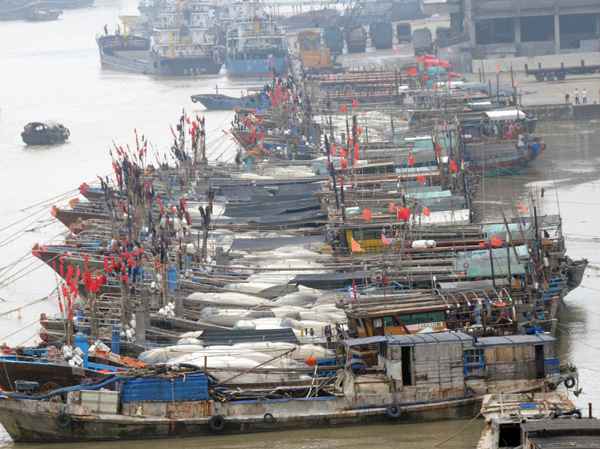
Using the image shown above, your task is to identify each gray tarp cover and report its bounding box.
[231,235,326,251]
[290,270,372,289]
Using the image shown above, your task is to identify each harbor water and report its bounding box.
[0,0,599,446]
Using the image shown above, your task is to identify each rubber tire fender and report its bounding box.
[263,412,274,423]
[564,376,576,389]
[56,412,71,428]
[386,404,402,418]
[209,415,226,432]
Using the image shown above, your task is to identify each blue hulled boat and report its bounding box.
[225,1,288,78]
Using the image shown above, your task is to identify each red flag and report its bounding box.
[494,61,499,70]
[450,159,457,171]
[436,144,442,152]
[340,148,347,157]
[390,202,396,213]
[340,105,347,113]
[352,99,358,108]
[417,176,426,182]
[382,274,391,284]
[423,74,429,81]
[491,236,503,247]
[417,55,425,62]
[331,144,337,154]
[340,157,347,169]
[423,206,430,217]
[408,155,414,166]
[84,254,88,264]
[520,202,529,214]
[351,238,364,252]
[409,67,416,76]
[397,207,412,221]
[363,207,372,221]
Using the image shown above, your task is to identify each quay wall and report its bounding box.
[522,104,600,121]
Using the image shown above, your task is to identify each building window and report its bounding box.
[475,18,515,45]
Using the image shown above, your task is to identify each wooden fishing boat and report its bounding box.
[477,392,581,449]
[21,121,69,145]
[0,331,578,442]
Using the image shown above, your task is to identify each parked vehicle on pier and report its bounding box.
[396,22,411,43]
[413,28,432,55]
[525,60,600,81]
[369,21,393,50]
[345,26,367,53]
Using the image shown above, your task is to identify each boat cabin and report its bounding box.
[344,332,561,389]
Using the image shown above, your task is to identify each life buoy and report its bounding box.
[56,412,71,428]
[386,404,402,418]
[209,415,226,432]
[263,413,274,423]
[564,376,576,389]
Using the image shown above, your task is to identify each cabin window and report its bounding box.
[373,318,383,328]
[353,230,378,240]
[401,311,445,325]
[428,311,445,322]
[463,349,485,378]
[383,316,394,326]
[410,313,429,324]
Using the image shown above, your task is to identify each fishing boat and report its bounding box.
[38,0,91,9]
[477,392,582,449]
[0,0,41,20]
[0,331,578,442]
[21,121,69,145]
[97,4,223,77]
[191,91,271,111]
[225,1,288,78]
[23,8,61,20]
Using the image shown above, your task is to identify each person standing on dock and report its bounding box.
[583,89,587,104]
[574,88,580,104]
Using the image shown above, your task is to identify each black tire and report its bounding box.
[535,73,545,82]
[51,134,59,144]
[564,376,576,389]
[56,412,71,428]
[556,71,566,81]
[546,72,555,81]
[209,415,226,432]
[386,404,402,418]
[263,413,274,423]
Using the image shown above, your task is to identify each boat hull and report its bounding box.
[97,36,222,77]
[0,395,481,442]
[226,56,288,79]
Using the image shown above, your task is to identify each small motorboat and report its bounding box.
[21,121,69,145]
[24,8,62,20]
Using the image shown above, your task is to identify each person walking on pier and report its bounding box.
[583,89,587,104]
[574,88,580,104]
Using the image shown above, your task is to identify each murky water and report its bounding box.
[1,1,599,447]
